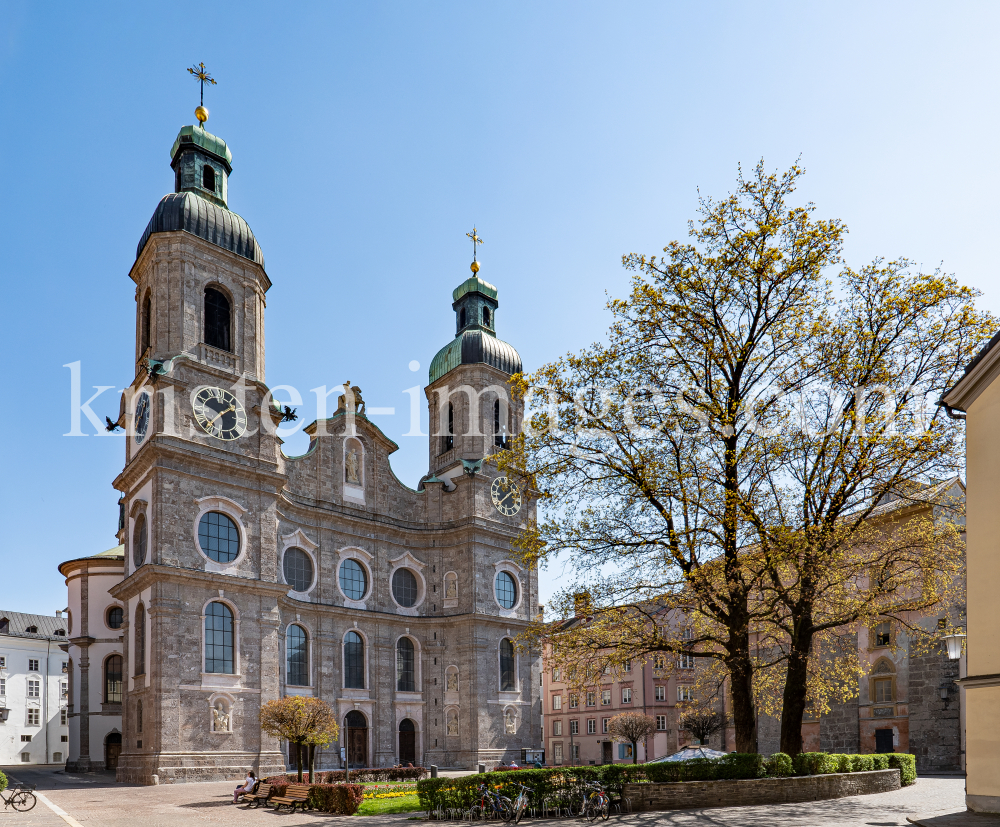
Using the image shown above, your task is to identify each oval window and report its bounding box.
[339,559,368,601]
[392,568,418,608]
[283,547,314,592]
[133,514,148,568]
[198,511,240,563]
[495,571,517,609]
[107,607,124,630]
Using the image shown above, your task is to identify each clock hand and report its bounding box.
[206,405,236,428]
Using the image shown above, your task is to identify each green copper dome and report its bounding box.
[170,125,233,169]
[429,329,522,384]
[452,274,498,302]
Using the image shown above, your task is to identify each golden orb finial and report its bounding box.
[470,260,480,274]
[195,105,209,126]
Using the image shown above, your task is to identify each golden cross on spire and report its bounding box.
[187,62,217,107]
[466,227,483,262]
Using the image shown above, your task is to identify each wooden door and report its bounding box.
[105,734,122,770]
[348,728,367,768]
[601,742,612,764]
[399,731,416,765]
[875,729,894,753]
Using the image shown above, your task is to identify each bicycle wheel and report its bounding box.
[586,801,599,823]
[599,801,609,821]
[11,791,37,812]
[498,796,514,822]
[513,799,527,825]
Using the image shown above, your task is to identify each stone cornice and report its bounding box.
[109,563,288,602]
[942,335,1000,412]
[955,673,1000,688]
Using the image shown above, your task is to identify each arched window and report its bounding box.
[443,402,454,452]
[137,699,143,733]
[392,568,418,608]
[282,548,314,592]
[396,637,415,692]
[134,604,146,677]
[203,164,216,192]
[204,287,231,352]
[344,631,365,689]
[198,511,240,563]
[104,655,123,704]
[286,624,308,686]
[483,306,491,327]
[133,513,147,568]
[141,293,151,353]
[493,398,510,448]
[339,559,368,601]
[205,602,234,674]
[499,638,516,691]
[460,307,467,328]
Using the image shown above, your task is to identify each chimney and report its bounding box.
[55,610,62,619]
[574,592,591,617]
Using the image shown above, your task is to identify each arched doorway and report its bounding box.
[344,710,368,769]
[398,718,416,766]
[105,732,122,770]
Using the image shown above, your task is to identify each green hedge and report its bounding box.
[0,770,6,794]
[888,754,916,785]
[262,779,365,812]
[766,753,794,777]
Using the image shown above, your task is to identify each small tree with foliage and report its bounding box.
[679,707,727,747]
[607,712,656,764]
[260,696,338,781]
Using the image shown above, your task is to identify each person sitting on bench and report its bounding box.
[233,771,257,804]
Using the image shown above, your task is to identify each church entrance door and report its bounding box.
[345,711,368,768]
[399,718,416,765]
[105,733,122,770]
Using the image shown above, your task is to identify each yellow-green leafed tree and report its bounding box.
[499,160,993,755]
[260,696,338,782]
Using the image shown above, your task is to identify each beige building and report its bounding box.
[102,117,541,784]
[942,331,1000,813]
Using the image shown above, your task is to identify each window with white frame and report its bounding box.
[602,717,610,733]
[61,709,67,725]
[61,681,68,699]
[553,743,563,764]
[28,659,39,672]
[587,719,596,734]
[552,694,562,710]
[0,678,5,695]
[552,667,560,681]
[20,753,29,762]
[0,656,5,668]
[622,688,632,704]
[553,720,562,736]
[571,744,580,759]
[570,720,579,735]
[623,660,632,673]
[655,685,666,701]
[586,691,596,706]
[678,653,695,670]
[27,709,39,726]
[677,685,694,702]
[653,654,665,669]
[27,679,39,698]
[20,734,31,742]
[681,628,693,640]
[657,715,667,730]
[601,690,611,705]
[569,693,578,708]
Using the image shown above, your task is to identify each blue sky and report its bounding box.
[1,2,997,615]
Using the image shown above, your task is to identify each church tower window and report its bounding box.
[198,512,240,563]
[483,306,490,326]
[499,638,516,691]
[202,164,216,193]
[344,631,365,689]
[134,604,146,676]
[104,655,122,704]
[133,513,147,568]
[286,624,308,686]
[443,403,454,453]
[205,602,234,674]
[396,637,416,692]
[141,293,151,354]
[459,308,466,329]
[204,287,232,352]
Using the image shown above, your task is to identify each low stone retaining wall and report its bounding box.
[622,768,900,812]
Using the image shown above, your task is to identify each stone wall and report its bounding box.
[907,648,962,772]
[821,694,860,754]
[623,769,900,812]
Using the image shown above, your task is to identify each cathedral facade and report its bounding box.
[109,120,540,784]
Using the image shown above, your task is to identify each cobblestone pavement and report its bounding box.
[0,768,968,827]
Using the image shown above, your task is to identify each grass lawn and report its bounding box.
[355,792,423,815]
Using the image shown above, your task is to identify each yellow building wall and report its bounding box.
[964,376,1000,811]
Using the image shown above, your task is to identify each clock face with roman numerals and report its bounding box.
[491,476,522,516]
[192,387,247,441]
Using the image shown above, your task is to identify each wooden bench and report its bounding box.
[241,782,273,808]
[269,783,312,813]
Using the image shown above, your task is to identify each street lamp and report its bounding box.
[943,632,966,661]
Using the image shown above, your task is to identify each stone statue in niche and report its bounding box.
[336,382,366,415]
[445,575,457,600]
[446,671,458,692]
[504,709,516,734]
[346,449,361,485]
[212,701,230,732]
[447,709,459,736]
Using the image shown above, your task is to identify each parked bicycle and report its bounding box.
[1,783,37,812]
[509,783,534,824]
[471,782,513,822]
[582,782,609,822]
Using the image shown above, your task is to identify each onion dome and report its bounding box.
[136,125,264,270]
[429,265,522,384]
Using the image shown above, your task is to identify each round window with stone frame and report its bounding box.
[106,606,124,630]
[282,547,314,593]
[391,568,419,608]
[133,513,148,568]
[495,570,517,609]
[339,558,368,601]
[198,511,240,563]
